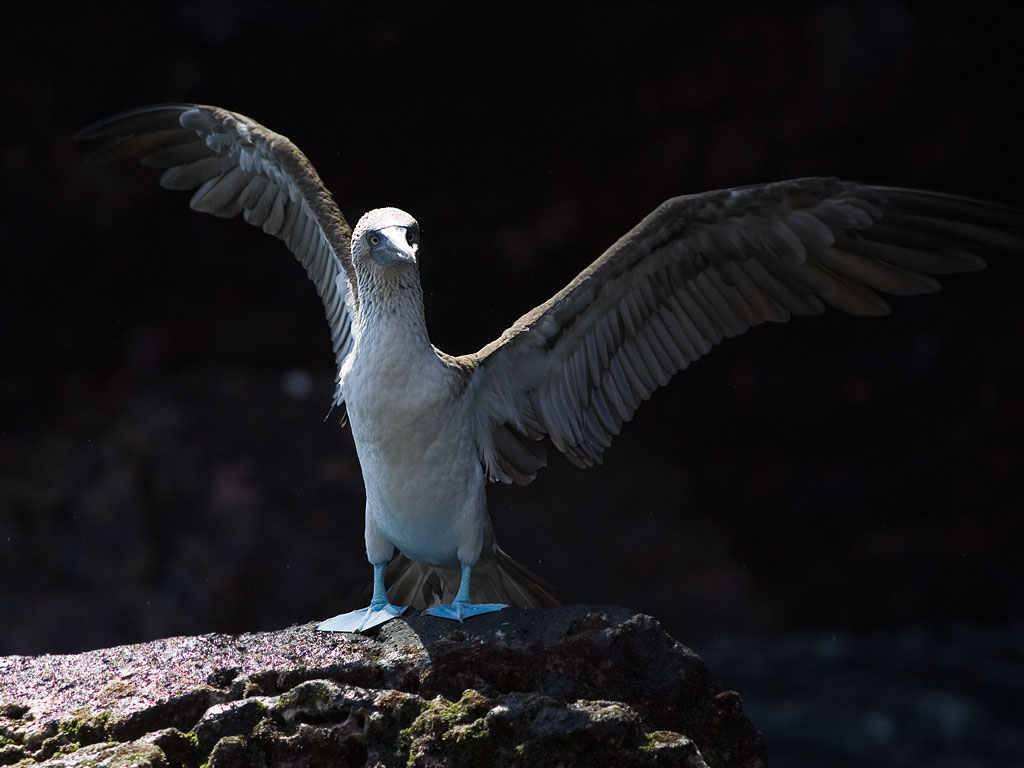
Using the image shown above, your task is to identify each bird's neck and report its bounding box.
[354,265,432,352]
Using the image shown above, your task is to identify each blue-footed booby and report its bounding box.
[78,104,1024,632]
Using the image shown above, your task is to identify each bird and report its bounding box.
[77,103,1024,633]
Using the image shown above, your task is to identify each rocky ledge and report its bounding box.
[0,606,765,767]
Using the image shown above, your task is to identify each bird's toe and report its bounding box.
[317,601,407,633]
[423,600,507,622]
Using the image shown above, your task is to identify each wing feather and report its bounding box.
[78,104,358,409]
[467,178,1023,484]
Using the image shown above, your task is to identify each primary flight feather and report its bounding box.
[78,103,1024,631]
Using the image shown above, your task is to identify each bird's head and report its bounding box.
[352,207,420,268]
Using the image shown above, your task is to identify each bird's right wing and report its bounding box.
[77,104,357,408]
[466,178,1023,484]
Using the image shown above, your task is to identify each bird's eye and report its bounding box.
[369,234,380,246]
[405,227,419,246]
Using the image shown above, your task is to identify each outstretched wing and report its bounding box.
[77,103,357,408]
[468,177,1023,484]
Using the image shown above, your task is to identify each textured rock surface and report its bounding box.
[0,606,763,767]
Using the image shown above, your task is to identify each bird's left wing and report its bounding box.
[466,177,1023,484]
[77,104,357,408]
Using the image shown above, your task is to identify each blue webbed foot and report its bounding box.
[422,563,507,621]
[317,600,407,632]
[423,600,507,622]
[319,561,406,632]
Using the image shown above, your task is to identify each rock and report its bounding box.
[0,606,765,767]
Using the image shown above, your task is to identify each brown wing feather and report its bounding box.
[468,178,1023,484]
[77,104,356,407]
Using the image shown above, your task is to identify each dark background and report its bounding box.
[2,2,1022,764]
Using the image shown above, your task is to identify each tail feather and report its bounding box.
[359,547,564,610]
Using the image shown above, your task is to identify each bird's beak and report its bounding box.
[371,226,418,267]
